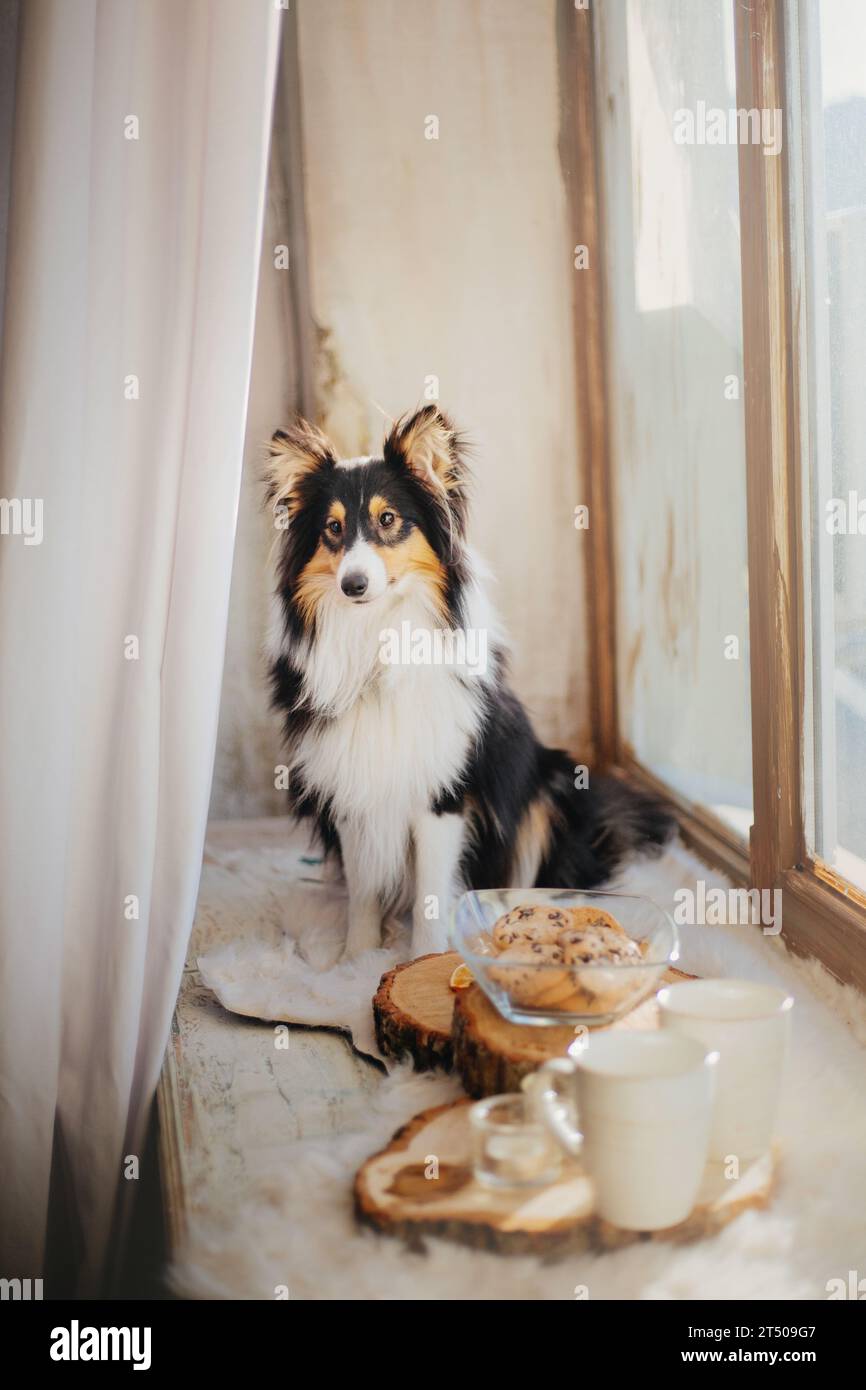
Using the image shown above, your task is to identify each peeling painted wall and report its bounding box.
[209,147,300,821]
[211,0,589,819]
[296,0,587,748]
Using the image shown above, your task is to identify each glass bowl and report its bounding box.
[452,888,678,1027]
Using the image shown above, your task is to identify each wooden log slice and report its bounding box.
[354,1097,777,1257]
[453,966,694,1098]
[373,951,462,1070]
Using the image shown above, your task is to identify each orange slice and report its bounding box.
[448,962,474,991]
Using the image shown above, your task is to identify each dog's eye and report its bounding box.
[379,510,396,529]
[326,518,342,538]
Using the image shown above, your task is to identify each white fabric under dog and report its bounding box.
[176,819,866,1299]
[196,827,404,1063]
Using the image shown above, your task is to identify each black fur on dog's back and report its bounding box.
[439,659,675,890]
[534,747,674,887]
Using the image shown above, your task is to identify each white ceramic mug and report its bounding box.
[523,1031,718,1231]
[657,978,793,1162]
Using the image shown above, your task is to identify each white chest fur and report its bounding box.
[297,661,481,813]
[272,573,496,896]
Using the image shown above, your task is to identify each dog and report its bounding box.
[265,406,673,959]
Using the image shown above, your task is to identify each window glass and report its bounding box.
[596,0,753,836]
[800,0,866,887]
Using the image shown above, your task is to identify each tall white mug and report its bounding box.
[658,978,793,1162]
[524,1031,718,1231]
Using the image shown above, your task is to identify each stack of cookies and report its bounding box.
[485,903,645,1014]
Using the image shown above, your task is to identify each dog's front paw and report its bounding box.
[343,905,382,959]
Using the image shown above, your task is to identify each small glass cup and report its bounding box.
[469,1093,563,1189]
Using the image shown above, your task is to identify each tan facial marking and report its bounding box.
[369,494,401,530]
[327,499,346,528]
[295,540,341,624]
[380,529,448,615]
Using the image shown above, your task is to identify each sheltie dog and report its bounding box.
[266,406,673,959]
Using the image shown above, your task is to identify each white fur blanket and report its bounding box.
[172,820,866,1299]
[195,824,405,1063]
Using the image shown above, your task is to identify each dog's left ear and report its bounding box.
[383,406,469,530]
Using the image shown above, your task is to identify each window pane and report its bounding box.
[798,0,866,888]
[595,0,752,836]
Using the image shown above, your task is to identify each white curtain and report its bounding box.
[0,0,280,1291]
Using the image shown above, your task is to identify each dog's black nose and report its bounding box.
[341,571,368,598]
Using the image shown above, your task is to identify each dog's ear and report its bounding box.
[265,418,334,514]
[383,406,469,529]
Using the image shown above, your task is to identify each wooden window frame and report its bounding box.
[561,0,866,991]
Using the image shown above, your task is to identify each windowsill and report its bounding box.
[826,845,866,895]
